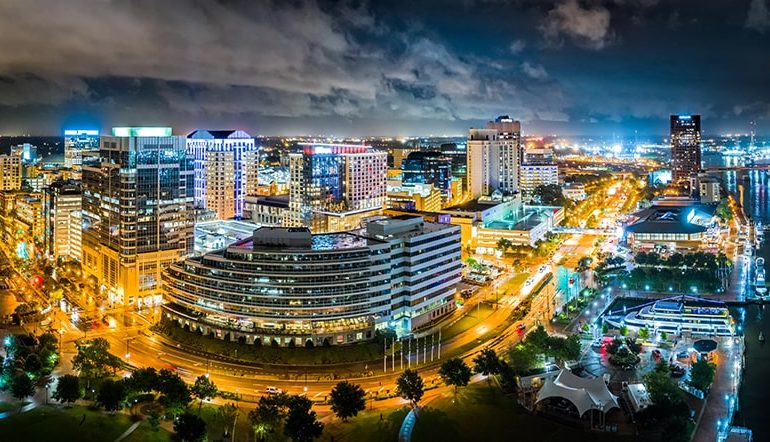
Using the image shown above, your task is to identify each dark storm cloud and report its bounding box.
[0,0,768,135]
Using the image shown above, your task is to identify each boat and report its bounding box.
[756,257,767,295]
[603,296,735,337]
[760,331,765,343]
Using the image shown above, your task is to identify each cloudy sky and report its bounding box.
[1,0,769,136]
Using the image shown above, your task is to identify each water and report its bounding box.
[703,152,770,439]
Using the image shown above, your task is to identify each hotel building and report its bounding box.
[467,116,521,198]
[162,216,461,345]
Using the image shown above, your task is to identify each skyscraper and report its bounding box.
[186,130,259,220]
[401,151,453,194]
[287,143,387,232]
[64,129,100,169]
[44,180,82,261]
[81,127,194,307]
[467,116,521,198]
[670,115,702,181]
[519,146,558,201]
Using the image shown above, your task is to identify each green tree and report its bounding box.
[97,379,127,412]
[438,358,472,395]
[534,184,567,206]
[601,322,609,334]
[396,369,424,408]
[496,238,512,253]
[507,343,537,374]
[249,395,287,441]
[147,409,161,432]
[638,328,650,340]
[52,374,81,405]
[284,395,323,442]
[689,357,715,392]
[217,403,238,438]
[619,325,628,336]
[125,367,158,394]
[157,369,191,415]
[191,374,218,412]
[174,411,207,442]
[473,348,501,391]
[71,338,120,385]
[329,381,366,422]
[10,372,35,407]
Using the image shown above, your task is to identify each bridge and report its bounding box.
[553,227,616,235]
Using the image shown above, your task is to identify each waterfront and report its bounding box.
[705,152,770,440]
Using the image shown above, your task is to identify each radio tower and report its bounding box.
[750,120,756,151]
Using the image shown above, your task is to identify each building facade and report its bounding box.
[64,129,100,169]
[187,130,259,220]
[0,155,21,191]
[81,127,194,308]
[287,143,387,233]
[44,180,82,261]
[161,216,460,345]
[670,115,702,181]
[467,116,521,198]
[401,151,453,195]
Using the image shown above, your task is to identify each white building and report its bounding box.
[187,130,259,219]
[243,195,288,226]
[519,164,559,201]
[562,184,587,201]
[44,181,82,261]
[64,129,99,169]
[287,144,387,232]
[467,116,521,198]
[697,175,721,204]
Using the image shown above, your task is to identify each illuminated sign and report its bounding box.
[678,115,692,119]
[112,127,172,137]
[64,129,99,136]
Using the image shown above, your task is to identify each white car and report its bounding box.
[265,386,282,395]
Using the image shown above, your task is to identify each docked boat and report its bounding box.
[603,296,735,337]
[756,257,767,295]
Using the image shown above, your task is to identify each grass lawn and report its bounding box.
[155,321,382,365]
[0,405,172,442]
[410,384,634,442]
[323,407,409,442]
[441,303,495,341]
[324,384,636,442]
[0,401,17,413]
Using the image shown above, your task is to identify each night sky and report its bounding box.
[1,0,769,136]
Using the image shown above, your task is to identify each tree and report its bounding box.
[10,372,35,406]
[284,395,323,442]
[329,381,366,422]
[438,358,472,395]
[125,367,158,394]
[473,348,501,376]
[638,328,650,340]
[157,369,191,415]
[71,338,120,385]
[535,184,567,206]
[217,403,238,437]
[191,374,218,411]
[147,409,161,432]
[619,325,628,336]
[396,369,424,408]
[249,395,287,441]
[689,357,715,392]
[507,343,537,374]
[174,411,207,442]
[660,331,668,341]
[97,379,127,412]
[23,353,43,375]
[52,374,81,405]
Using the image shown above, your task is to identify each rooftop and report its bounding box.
[625,203,715,235]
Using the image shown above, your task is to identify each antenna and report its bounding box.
[750,120,756,151]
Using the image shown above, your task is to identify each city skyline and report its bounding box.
[0,0,769,136]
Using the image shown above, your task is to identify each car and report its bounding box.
[265,386,282,395]
[517,323,526,332]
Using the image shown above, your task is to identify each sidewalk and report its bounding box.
[692,338,744,442]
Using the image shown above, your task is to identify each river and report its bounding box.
[702,152,770,439]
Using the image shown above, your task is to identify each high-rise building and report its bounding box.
[287,143,387,232]
[389,147,417,169]
[439,143,467,193]
[0,155,21,191]
[44,180,82,261]
[64,129,100,169]
[11,143,38,165]
[519,147,559,201]
[82,127,194,308]
[467,116,521,198]
[186,130,259,220]
[401,151,453,195]
[161,215,460,344]
[670,115,702,181]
